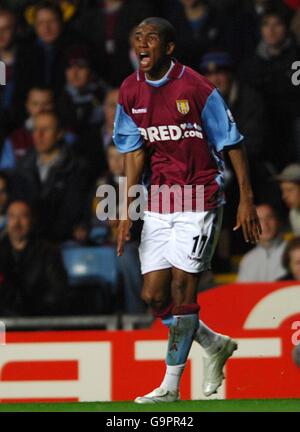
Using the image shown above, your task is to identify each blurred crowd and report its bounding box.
[0,0,299,317]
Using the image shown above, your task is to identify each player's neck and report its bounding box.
[146,59,173,81]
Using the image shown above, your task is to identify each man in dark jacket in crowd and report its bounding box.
[0,6,35,133]
[24,1,80,96]
[13,110,91,242]
[0,200,68,316]
[74,0,154,86]
[57,44,108,180]
[242,8,300,169]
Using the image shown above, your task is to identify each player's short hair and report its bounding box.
[282,237,300,271]
[33,0,64,23]
[139,17,176,45]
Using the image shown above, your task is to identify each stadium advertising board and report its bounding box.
[0,282,299,402]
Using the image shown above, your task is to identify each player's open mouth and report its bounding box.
[139,52,151,68]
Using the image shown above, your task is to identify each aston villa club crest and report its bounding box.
[176,99,190,115]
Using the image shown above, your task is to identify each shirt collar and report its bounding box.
[137,59,185,82]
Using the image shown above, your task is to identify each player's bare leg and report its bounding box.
[135,268,237,402]
[135,267,199,403]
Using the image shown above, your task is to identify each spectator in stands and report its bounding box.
[62,222,98,248]
[58,45,107,132]
[0,200,68,316]
[166,0,223,70]
[26,0,80,95]
[242,8,300,169]
[236,0,294,60]
[0,171,9,239]
[6,86,55,161]
[101,88,119,152]
[0,6,33,133]
[93,143,146,313]
[57,44,108,179]
[14,111,91,242]
[280,237,300,280]
[74,0,153,85]
[276,164,300,235]
[238,203,286,281]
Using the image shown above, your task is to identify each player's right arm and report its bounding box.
[201,87,261,244]
[117,148,145,256]
[113,94,145,256]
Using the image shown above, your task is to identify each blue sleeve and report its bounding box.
[113,104,144,153]
[0,138,16,169]
[201,88,244,152]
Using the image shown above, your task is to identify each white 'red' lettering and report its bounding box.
[138,124,203,142]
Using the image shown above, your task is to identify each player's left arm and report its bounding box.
[201,88,262,244]
[225,143,261,243]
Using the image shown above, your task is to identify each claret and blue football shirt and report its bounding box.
[113,60,243,212]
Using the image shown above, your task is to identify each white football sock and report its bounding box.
[160,364,185,392]
[194,320,223,356]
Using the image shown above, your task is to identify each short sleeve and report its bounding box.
[201,88,243,152]
[113,103,144,153]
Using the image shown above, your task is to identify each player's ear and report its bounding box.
[166,42,175,56]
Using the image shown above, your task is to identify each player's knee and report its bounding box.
[141,286,168,310]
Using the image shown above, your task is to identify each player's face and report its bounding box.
[256,205,280,243]
[289,248,300,280]
[26,90,54,118]
[280,182,300,209]
[33,114,62,154]
[134,23,174,77]
[34,9,62,44]
[7,202,32,242]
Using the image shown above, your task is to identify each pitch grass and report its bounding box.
[0,399,299,412]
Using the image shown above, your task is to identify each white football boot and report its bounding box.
[134,387,180,404]
[203,335,238,397]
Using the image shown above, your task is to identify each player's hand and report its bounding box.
[117,219,132,256]
[233,199,262,244]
